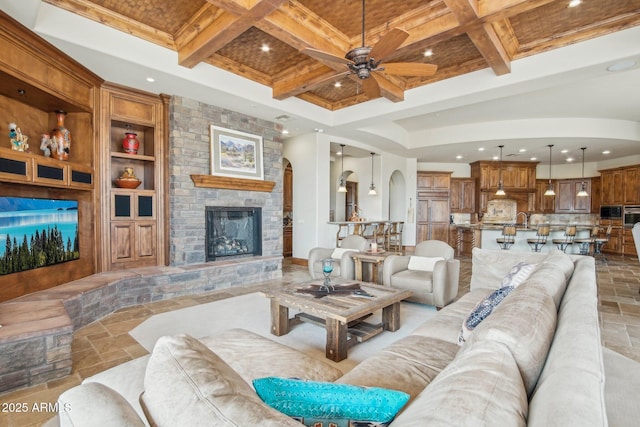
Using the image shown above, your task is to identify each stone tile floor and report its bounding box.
[1,254,638,427]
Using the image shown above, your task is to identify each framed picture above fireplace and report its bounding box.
[210,125,264,180]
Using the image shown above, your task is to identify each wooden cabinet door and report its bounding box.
[535,180,555,213]
[624,167,639,204]
[601,171,613,205]
[555,180,574,212]
[136,222,157,260]
[416,198,449,243]
[449,179,462,212]
[283,164,293,211]
[461,180,475,212]
[590,177,601,214]
[573,180,591,212]
[111,223,134,262]
[417,172,450,190]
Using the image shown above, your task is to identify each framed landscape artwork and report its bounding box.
[210,125,264,180]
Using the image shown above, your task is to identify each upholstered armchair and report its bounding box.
[308,235,369,280]
[382,240,460,309]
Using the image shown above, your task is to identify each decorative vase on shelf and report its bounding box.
[122,132,140,154]
[115,167,141,189]
[50,110,70,161]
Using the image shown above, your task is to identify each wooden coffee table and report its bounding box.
[261,280,412,362]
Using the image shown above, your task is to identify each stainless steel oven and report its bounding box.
[624,206,640,227]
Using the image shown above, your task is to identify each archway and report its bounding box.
[388,170,406,221]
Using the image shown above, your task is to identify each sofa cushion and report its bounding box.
[470,248,547,291]
[458,261,537,345]
[58,382,146,427]
[199,328,343,385]
[390,339,527,427]
[141,334,301,427]
[411,288,494,345]
[336,335,460,401]
[463,282,557,396]
[524,249,574,308]
[253,377,409,425]
[407,256,444,271]
[389,269,434,293]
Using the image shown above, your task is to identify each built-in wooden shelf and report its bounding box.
[191,174,276,192]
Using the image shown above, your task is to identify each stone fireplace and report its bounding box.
[206,206,262,261]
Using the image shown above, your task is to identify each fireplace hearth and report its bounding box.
[206,206,262,261]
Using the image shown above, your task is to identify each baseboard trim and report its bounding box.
[291,257,307,266]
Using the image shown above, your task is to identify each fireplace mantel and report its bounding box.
[190,174,275,192]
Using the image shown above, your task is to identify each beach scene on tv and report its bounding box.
[0,197,79,275]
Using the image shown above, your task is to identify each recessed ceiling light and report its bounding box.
[560,149,568,153]
[519,148,526,152]
[282,129,289,135]
[607,59,637,72]
[261,44,270,52]
[566,157,574,162]
[314,128,323,133]
[492,155,499,160]
[478,147,485,151]
[334,81,342,88]
[146,77,155,82]
[424,49,433,57]
[602,150,611,155]
[568,0,582,7]
[530,157,537,161]
[456,155,463,159]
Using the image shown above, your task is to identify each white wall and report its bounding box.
[283,133,330,259]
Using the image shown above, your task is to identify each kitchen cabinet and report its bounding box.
[450,178,475,213]
[455,227,480,256]
[533,180,556,213]
[599,219,623,254]
[555,179,591,213]
[417,172,451,190]
[600,169,625,205]
[590,177,601,215]
[100,83,167,271]
[623,167,639,205]
[622,227,637,256]
[470,161,537,215]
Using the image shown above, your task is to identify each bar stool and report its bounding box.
[575,226,600,255]
[593,225,612,262]
[527,225,550,252]
[387,221,404,254]
[375,222,390,250]
[496,225,517,250]
[552,225,577,253]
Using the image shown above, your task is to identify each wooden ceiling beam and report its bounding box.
[443,0,511,75]
[42,0,176,49]
[178,0,287,68]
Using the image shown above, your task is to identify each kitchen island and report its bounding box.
[454,224,594,255]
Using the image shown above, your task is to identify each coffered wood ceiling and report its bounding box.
[45,0,640,111]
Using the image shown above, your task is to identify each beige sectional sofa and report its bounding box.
[51,247,606,426]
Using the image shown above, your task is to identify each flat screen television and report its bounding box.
[0,196,79,275]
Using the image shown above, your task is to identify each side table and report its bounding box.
[352,251,390,285]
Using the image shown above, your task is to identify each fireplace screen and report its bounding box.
[206,207,262,261]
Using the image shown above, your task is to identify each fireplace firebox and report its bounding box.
[205,207,262,261]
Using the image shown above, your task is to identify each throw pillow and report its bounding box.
[407,256,444,271]
[458,261,537,345]
[500,261,538,288]
[331,247,358,259]
[253,377,410,426]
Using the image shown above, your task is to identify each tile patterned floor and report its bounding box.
[1,254,639,427]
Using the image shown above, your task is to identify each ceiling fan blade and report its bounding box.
[368,28,409,62]
[382,62,438,77]
[362,76,381,99]
[301,48,352,65]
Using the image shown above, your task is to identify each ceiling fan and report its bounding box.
[301,0,437,99]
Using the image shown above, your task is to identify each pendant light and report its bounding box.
[495,145,506,196]
[577,147,589,197]
[337,144,347,193]
[368,152,377,195]
[544,144,556,196]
